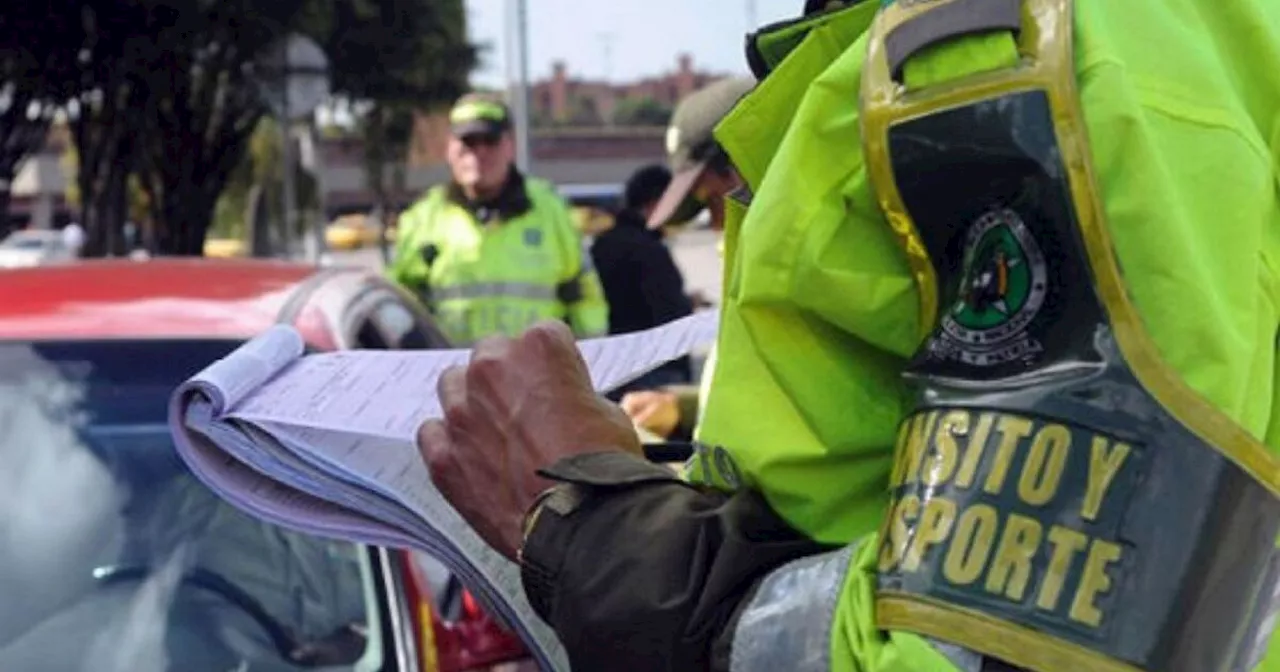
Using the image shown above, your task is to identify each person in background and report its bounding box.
[386,92,608,671]
[617,77,755,440]
[387,93,608,345]
[61,221,84,259]
[590,164,695,401]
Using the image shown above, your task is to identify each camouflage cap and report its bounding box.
[648,77,755,228]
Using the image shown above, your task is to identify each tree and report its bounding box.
[209,115,318,250]
[139,0,478,257]
[130,0,315,255]
[612,96,673,127]
[330,0,477,236]
[323,0,475,104]
[55,0,477,257]
[360,101,415,259]
[567,96,603,126]
[0,0,82,234]
[61,141,151,239]
[67,0,157,257]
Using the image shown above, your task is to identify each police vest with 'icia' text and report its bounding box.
[862,0,1280,670]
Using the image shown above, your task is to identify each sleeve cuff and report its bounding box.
[519,485,579,619]
[519,452,686,619]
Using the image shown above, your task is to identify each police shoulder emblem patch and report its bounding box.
[522,228,542,247]
[936,207,1047,367]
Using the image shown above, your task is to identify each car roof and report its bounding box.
[0,258,328,341]
[3,229,60,241]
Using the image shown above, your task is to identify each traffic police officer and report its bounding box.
[388,94,608,345]
[418,0,1280,670]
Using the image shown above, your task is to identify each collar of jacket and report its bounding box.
[445,168,533,223]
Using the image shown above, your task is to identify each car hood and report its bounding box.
[0,249,44,268]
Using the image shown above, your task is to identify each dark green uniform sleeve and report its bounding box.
[518,452,832,671]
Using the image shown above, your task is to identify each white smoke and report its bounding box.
[82,545,192,672]
[0,345,181,672]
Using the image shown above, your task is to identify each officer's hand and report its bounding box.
[417,320,642,560]
[619,390,682,439]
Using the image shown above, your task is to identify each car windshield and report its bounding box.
[0,339,387,672]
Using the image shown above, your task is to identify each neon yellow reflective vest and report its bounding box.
[690,0,1280,669]
[387,177,608,345]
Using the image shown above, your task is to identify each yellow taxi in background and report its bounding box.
[203,237,246,258]
[326,214,385,251]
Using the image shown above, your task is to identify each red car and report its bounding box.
[0,258,530,672]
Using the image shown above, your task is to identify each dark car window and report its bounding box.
[0,340,388,672]
[355,320,392,349]
[371,301,432,350]
[352,299,439,351]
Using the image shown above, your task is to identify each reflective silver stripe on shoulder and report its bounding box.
[579,239,597,274]
[433,282,559,302]
[927,638,984,672]
[728,184,753,207]
[730,544,856,672]
[884,0,1022,80]
[1235,550,1280,671]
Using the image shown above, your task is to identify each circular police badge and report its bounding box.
[938,208,1048,365]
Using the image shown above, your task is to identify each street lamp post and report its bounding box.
[256,35,331,264]
[278,84,299,259]
[506,0,532,172]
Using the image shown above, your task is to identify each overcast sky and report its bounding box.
[464,0,806,86]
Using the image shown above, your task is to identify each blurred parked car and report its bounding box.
[0,259,529,671]
[0,229,74,268]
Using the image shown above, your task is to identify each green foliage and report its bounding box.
[210,116,319,241]
[2,0,478,254]
[60,142,151,225]
[612,96,673,127]
[328,0,479,213]
[568,96,603,126]
[0,0,82,171]
[320,0,476,107]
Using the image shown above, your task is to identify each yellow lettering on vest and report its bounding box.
[921,410,968,486]
[875,491,899,571]
[1082,438,1131,522]
[983,416,1034,495]
[1035,526,1089,612]
[1017,424,1071,506]
[890,421,913,487]
[1070,539,1123,627]
[984,513,1042,601]
[902,497,956,572]
[879,495,921,572]
[942,503,998,586]
[903,411,939,486]
[955,412,995,489]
